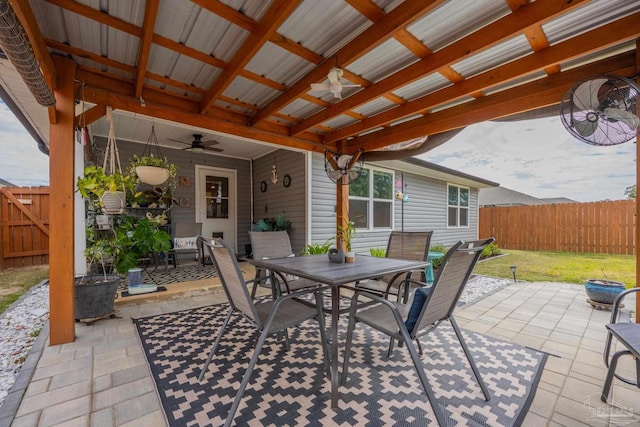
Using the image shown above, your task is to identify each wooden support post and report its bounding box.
[336,178,348,251]
[635,39,639,323]
[49,55,76,344]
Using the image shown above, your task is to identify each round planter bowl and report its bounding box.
[136,165,170,185]
[585,279,626,305]
[100,191,125,214]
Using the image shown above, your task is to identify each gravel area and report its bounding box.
[0,275,512,409]
[0,282,49,406]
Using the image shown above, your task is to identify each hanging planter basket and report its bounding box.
[135,165,170,185]
[101,190,126,214]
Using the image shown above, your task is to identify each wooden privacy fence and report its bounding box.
[0,187,49,270]
[479,200,635,255]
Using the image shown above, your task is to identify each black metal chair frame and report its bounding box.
[601,287,640,402]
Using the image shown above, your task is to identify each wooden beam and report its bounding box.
[192,0,256,31]
[635,38,639,322]
[80,82,327,152]
[46,39,136,74]
[134,0,159,98]
[75,104,106,127]
[10,0,56,89]
[46,0,141,36]
[290,0,589,136]
[325,12,640,143]
[49,55,75,345]
[348,51,636,151]
[200,0,302,113]
[251,0,444,125]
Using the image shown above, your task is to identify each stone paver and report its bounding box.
[5,280,640,426]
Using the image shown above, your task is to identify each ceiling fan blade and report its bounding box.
[200,139,220,147]
[603,108,640,129]
[341,84,361,88]
[310,83,330,92]
[573,118,598,138]
[205,146,224,152]
[572,78,608,111]
[168,137,189,145]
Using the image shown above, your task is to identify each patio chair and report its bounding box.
[168,222,202,267]
[248,230,319,297]
[601,287,640,402]
[355,231,433,302]
[342,238,495,426]
[197,237,329,427]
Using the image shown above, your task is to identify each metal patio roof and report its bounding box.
[0,0,638,160]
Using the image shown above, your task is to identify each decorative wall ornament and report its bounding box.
[271,164,278,184]
[179,176,191,187]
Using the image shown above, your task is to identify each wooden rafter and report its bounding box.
[289,0,589,137]
[134,0,159,98]
[250,0,444,125]
[326,13,640,143]
[75,104,106,127]
[199,0,302,113]
[348,51,636,151]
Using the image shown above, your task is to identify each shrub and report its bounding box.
[302,239,333,255]
[369,247,386,257]
[481,242,501,259]
[429,243,447,269]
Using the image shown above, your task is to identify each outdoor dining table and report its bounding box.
[250,254,430,408]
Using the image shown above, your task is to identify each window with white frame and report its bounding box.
[448,184,469,227]
[348,167,394,230]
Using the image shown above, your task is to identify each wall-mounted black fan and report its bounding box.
[324,150,364,184]
[560,74,640,146]
[169,134,223,153]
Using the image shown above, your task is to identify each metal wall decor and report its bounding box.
[283,174,291,188]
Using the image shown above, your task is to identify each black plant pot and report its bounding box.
[74,275,120,320]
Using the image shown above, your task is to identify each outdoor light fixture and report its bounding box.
[510,265,517,282]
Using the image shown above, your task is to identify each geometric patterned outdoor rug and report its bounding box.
[134,302,548,427]
[118,263,217,291]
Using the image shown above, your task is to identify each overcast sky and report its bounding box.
[0,101,48,187]
[421,117,637,203]
[0,101,636,202]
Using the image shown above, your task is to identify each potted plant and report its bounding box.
[256,212,292,232]
[129,154,178,186]
[77,165,135,214]
[338,220,356,263]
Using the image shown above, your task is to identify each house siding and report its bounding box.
[309,153,479,254]
[93,137,253,255]
[252,149,307,254]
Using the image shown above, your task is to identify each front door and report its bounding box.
[195,165,237,251]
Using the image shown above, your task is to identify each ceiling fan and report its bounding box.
[169,134,223,153]
[310,67,361,100]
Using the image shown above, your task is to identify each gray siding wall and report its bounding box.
[252,149,307,254]
[309,153,479,254]
[93,137,252,255]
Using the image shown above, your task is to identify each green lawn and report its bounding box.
[0,265,49,314]
[473,249,636,287]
